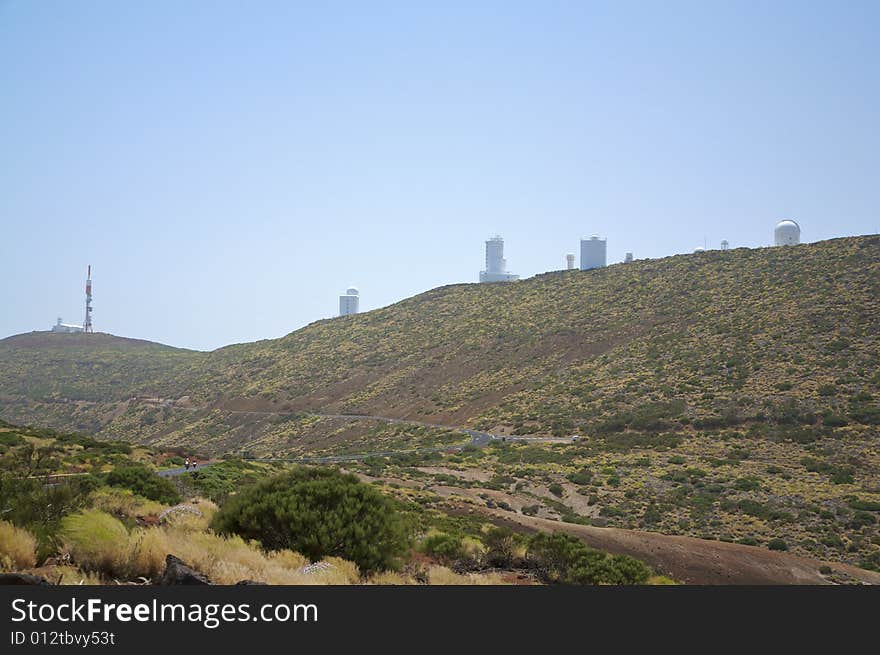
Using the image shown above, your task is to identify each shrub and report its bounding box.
[767,538,788,551]
[0,520,37,570]
[0,432,25,447]
[548,483,564,497]
[817,384,837,397]
[848,499,880,512]
[848,511,877,530]
[211,467,409,573]
[105,465,181,505]
[420,533,466,563]
[482,527,523,568]
[527,532,650,585]
[734,477,761,492]
[189,460,267,503]
[0,458,97,560]
[566,470,593,485]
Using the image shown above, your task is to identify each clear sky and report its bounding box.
[2,1,878,351]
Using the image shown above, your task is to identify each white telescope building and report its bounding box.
[479,236,519,282]
[339,287,359,316]
[580,235,607,270]
[774,220,801,246]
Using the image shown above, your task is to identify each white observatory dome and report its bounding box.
[346,287,359,296]
[774,219,801,246]
[694,246,706,253]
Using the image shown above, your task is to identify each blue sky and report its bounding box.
[2,1,878,350]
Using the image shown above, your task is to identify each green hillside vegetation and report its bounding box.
[0,420,656,584]
[1,236,879,572]
[2,236,877,444]
[0,332,202,402]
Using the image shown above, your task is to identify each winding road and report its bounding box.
[154,410,571,474]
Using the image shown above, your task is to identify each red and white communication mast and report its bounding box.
[83,265,93,333]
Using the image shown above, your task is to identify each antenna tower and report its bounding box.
[84,265,93,333]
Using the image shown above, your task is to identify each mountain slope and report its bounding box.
[1,235,879,445]
[193,234,880,434]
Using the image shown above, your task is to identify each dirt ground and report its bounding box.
[476,508,880,585]
[361,470,880,585]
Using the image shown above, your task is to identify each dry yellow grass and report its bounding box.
[127,528,169,579]
[366,571,415,585]
[43,565,105,586]
[160,529,320,584]
[90,487,167,519]
[267,549,309,570]
[426,565,506,585]
[0,520,37,571]
[60,510,129,577]
[305,557,361,585]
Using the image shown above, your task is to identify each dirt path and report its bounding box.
[475,508,880,585]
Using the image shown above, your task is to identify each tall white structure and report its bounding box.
[83,265,93,333]
[50,317,84,333]
[774,219,801,246]
[720,240,730,251]
[580,235,607,270]
[624,252,633,263]
[479,236,518,282]
[565,254,575,270]
[339,287,359,316]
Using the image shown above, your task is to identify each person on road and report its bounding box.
[184,458,190,471]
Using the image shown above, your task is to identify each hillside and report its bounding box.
[0,333,203,433]
[191,235,880,437]
[2,236,879,443]
[2,235,879,572]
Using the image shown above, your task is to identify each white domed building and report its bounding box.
[774,220,801,246]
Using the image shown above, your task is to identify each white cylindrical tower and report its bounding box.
[580,235,607,270]
[565,254,575,270]
[624,252,633,263]
[720,240,729,250]
[485,236,505,274]
[774,220,801,246]
[480,235,519,282]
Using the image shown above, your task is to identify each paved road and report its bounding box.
[157,464,213,478]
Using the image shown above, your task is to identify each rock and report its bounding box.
[234,579,263,585]
[159,555,211,585]
[0,573,52,586]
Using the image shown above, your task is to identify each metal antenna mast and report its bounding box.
[84,265,93,333]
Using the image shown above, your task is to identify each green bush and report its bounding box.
[211,467,409,573]
[0,449,98,560]
[482,527,522,568]
[189,460,266,502]
[734,477,761,492]
[0,432,25,447]
[767,538,788,551]
[848,511,877,529]
[848,499,880,512]
[565,469,593,485]
[527,532,650,585]
[420,533,465,562]
[105,465,181,505]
